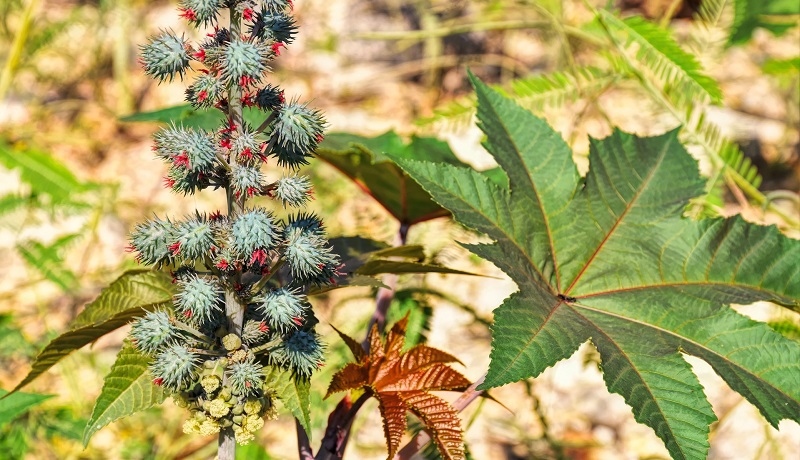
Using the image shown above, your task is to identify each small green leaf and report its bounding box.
[83,342,165,446]
[8,270,175,395]
[263,365,312,439]
[0,389,53,428]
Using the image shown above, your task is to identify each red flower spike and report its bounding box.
[174,152,190,168]
[220,138,233,149]
[163,177,176,188]
[153,378,164,386]
[245,381,252,388]
[259,322,269,332]
[292,317,304,326]
[179,8,197,21]
[216,259,230,270]
[209,210,223,220]
[193,49,206,61]
[169,242,182,256]
[316,133,325,143]
[241,147,253,160]
[271,42,285,56]
[124,244,137,253]
[279,90,285,103]
[243,8,254,21]
[197,90,208,102]
[250,249,268,265]
[183,310,192,318]
[247,187,258,197]
[239,75,256,88]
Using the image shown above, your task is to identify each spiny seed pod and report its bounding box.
[284,212,324,236]
[232,209,278,258]
[229,359,264,396]
[242,319,270,345]
[174,275,222,323]
[250,11,297,44]
[270,101,326,168]
[140,31,191,82]
[128,216,175,266]
[254,84,284,111]
[231,165,265,199]
[283,226,338,281]
[261,0,293,13]
[274,175,312,207]
[220,39,271,85]
[271,330,325,377]
[256,288,307,332]
[131,310,181,354]
[164,165,207,195]
[186,73,225,108]
[179,0,220,27]
[153,126,217,172]
[230,124,263,165]
[172,217,216,261]
[150,344,200,391]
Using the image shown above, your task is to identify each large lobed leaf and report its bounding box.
[8,270,175,395]
[83,342,166,446]
[386,74,800,460]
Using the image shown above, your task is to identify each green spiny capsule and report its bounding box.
[130,310,181,355]
[140,31,190,82]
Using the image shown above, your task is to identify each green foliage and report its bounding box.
[0,141,97,209]
[83,342,167,446]
[0,389,53,428]
[600,12,722,105]
[320,132,474,224]
[387,76,800,460]
[16,234,81,291]
[729,0,800,45]
[9,270,175,395]
[262,365,312,438]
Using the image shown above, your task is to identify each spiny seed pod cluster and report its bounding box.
[129,0,337,446]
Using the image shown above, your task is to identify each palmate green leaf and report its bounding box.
[83,342,165,446]
[387,75,800,460]
[7,270,175,395]
[262,365,312,438]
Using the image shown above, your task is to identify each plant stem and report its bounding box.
[218,6,246,460]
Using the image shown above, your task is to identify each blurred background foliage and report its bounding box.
[0,0,798,459]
